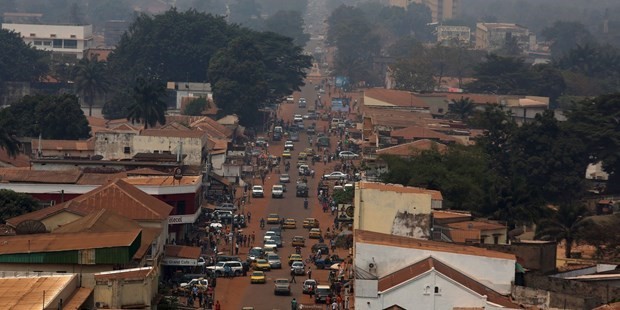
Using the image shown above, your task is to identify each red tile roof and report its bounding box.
[0,150,30,167]
[378,257,519,308]
[141,129,206,139]
[390,126,457,142]
[360,182,443,200]
[364,88,430,109]
[165,245,201,259]
[188,116,232,139]
[0,168,81,184]
[6,179,173,227]
[355,230,515,260]
[446,221,507,231]
[432,210,472,219]
[376,139,448,156]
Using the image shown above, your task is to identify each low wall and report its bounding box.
[512,285,600,310]
[522,273,620,309]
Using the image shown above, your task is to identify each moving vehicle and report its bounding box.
[311,243,329,255]
[314,285,332,303]
[293,114,303,122]
[251,271,266,284]
[255,137,268,147]
[303,218,320,229]
[267,214,281,224]
[266,253,282,269]
[290,131,300,142]
[309,228,322,239]
[288,253,303,266]
[263,231,277,243]
[252,185,264,198]
[283,218,297,229]
[291,236,305,247]
[339,151,359,160]
[303,279,317,294]
[180,278,208,288]
[282,149,292,158]
[272,184,284,198]
[206,261,244,277]
[290,261,305,276]
[274,278,291,295]
[279,174,290,183]
[296,183,309,197]
[322,171,347,180]
[247,247,265,262]
[286,96,294,103]
[254,259,271,271]
[284,141,294,150]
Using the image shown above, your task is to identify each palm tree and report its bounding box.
[449,97,475,120]
[127,77,167,129]
[535,204,589,259]
[0,127,20,158]
[74,57,110,116]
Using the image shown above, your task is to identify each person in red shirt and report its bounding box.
[215,300,221,310]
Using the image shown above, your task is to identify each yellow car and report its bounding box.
[267,213,280,224]
[298,152,307,160]
[282,150,292,158]
[250,271,266,284]
[303,218,320,229]
[291,236,305,247]
[288,253,303,266]
[304,148,315,156]
[254,259,271,271]
[309,228,322,239]
[283,218,297,229]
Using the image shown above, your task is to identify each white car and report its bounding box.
[294,114,303,122]
[323,171,347,180]
[284,141,294,150]
[180,278,208,288]
[272,184,284,198]
[252,185,264,198]
[339,151,359,160]
[279,174,291,183]
[286,96,294,102]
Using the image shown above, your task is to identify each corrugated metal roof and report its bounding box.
[165,245,201,259]
[0,169,81,184]
[360,182,443,200]
[0,274,76,310]
[0,230,140,254]
[376,139,448,156]
[62,287,93,310]
[7,179,173,226]
[31,138,95,151]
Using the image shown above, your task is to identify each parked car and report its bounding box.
[274,278,291,295]
[206,261,244,277]
[338,151,359,160]
[284,141,294,150]
[311,243,329,255]
[180,278,208,288]
[272,184,284,198]
[252,185,264,198]
[303,218,320,229]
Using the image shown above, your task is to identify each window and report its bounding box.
[123,147,131,154]
[63,39,77,49]
[42,41,51,46]
[434,286,440,294]
[53,39,62,48]
[30,33,36,37]
[34,41,42,46]
[70,34,76,38]
[50,34,56,38]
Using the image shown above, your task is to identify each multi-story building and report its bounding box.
[475,23,530,53]
[388,0,459,22]
[1,23,93,59]
[436,25,471,45]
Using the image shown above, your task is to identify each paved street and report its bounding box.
[213,80,350,310]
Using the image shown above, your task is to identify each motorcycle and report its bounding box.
[260,219,265,229]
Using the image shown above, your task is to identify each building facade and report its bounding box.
[437,25,471,45]
[475,23,530,52]
[1,23,93,59]
[388,0,459,22]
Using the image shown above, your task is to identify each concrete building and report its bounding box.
[31,138,95,159]
[475,23,531,53]
[388,0,459,22]
[167,81,213,110]
[354,230,519,309]
[94,267,158,309]
[1,23,93,59]
[353,182,443,239]
[437,25,471,45]
[0,273,93,309]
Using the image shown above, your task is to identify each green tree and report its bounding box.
[392,57,435,92]
[263,10,310,46]
[535,204,589,259]
[102,88,131,120]
[208,37,268,125]
[0,29,49,94]
[542,21,595,59]
[0,109,20,157]
[73,57,111,116]
[448,97,475,120]
[127,77,168,129]
[0,189,40,223]
[183,97,208,116]
[565,94,620,192]
[465,54,532,95]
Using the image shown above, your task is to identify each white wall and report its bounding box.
[355,242,515,294]
[356,270,490,310]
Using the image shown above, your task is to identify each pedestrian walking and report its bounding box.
[290,272,297,283]
[331,301,338,310]
[291,298,298,310]
[307,267,312,279]
[235,242,239,255]
[215,300,221,310]
[247,211,252,223]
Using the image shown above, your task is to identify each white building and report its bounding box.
[354,230,519,309]
[437,25,471,45]
[167,82,213,110]
[1,23,93,59]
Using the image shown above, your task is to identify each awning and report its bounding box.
[163,245,202,266]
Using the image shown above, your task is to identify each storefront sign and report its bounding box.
[168,207,202,225]
[162,257,197,266]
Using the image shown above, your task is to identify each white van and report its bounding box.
[215,203,237,212]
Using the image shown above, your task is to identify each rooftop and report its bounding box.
[165,245,202,259]
[432,210,472,219]
[364,88,430,109]
[442,93,499,105]
[0,230,140,254]
[0,274,77,310]
[31,138,94,152]
[390,125,457,143]
[376,139,448,156]
[378,257,519,308]
[95,267,154,281]
[355,230,515,260]
[360,182,443,200]
[6,179,173,227]
[446,220,507,231]
[140,128,206,139]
